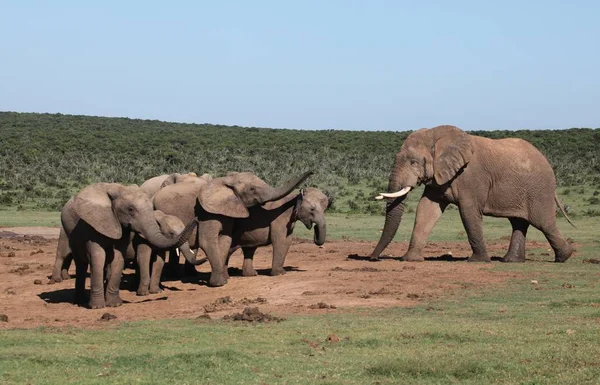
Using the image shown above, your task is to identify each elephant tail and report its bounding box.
[555,192,576,228]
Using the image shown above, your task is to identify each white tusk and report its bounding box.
[375,195,384,200]
[175,248,180,257]
[378,186,412,199]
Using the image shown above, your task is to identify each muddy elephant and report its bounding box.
[59,183,196,308]
[132,210,207,296]
[371,125,574,263]
[140,172,212,197]
[219,187,329,276]
[153,171,313,287]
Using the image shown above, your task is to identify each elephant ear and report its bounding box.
[198,180,249,218]
[73,184,122,239]
[433,126,473,185]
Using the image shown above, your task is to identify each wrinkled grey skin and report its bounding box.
[132,210,206,296]
[370,125,574,264]
[140,172,209,197]
[57,183,196,309]
[225,187,329,276]
[153,171,313,287]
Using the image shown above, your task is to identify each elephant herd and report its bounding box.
[50,170,327,309]
[48,125,574,310]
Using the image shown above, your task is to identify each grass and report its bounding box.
[1,260,599,384]
[0,210,60,227]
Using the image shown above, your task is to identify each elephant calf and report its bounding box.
[226,187,329,276]
[132,210,206,296]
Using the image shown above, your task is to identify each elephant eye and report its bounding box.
[128,206,136,214]
[410,159,419,166]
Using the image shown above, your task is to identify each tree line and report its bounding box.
[0,112,598,213]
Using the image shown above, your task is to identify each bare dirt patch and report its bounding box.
[0,227,553,329]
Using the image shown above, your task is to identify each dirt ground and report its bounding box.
[0,227,547,329]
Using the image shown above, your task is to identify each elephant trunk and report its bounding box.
[262,171,313,203]
[139,218,197,250]
[179,242,208,265]
[370,197,406,260]
[313,215,327,246]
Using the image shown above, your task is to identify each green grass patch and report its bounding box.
[1,257,599,384]
[0,210,60,227]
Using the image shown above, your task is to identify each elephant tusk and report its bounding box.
[377,186,412,199]
[175,248,180,257]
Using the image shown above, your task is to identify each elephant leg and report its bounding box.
[87,242,107,309]
[241,247,258,277]
[225,245,241,268]
[73,257,88,305]
[403,195,447,262]
[502,218,529,262]
[149,250,165,294]
[136,243,152,296]
[458,205,490,262]
[538,223,573,263]
[200,235,227,287]
[105,248,124,307]
[51,228,73,282]
[218,234,233,281]
[271,236,292,276]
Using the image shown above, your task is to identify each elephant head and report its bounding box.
[370,125,473,259]
[73,183,195,250]
[295,188,329,246]
[153,210,206,265]
[198,171,313,218]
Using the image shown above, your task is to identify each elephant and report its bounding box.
[153,170,313,287]
[140,172,212,197]
[132,210,207,296]
[51,208,205,295]
[370,125,574,263]
[224,187,329,276]
[58,183,196,308]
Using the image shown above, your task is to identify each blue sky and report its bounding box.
[1,1,598,130]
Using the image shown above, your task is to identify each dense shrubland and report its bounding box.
[0,112,598,214]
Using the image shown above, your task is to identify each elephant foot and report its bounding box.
[49,276,62,284]
[270,267,286,276]
[468,253,491,263]
[242,268,258,277]
[61,270,70,280]
[105,295,123,307]
[149,286,163,294]
[208,273,227,287]
[136,287,150,296]
[88,298,106,309]
[501,253,525,263]
[401,251,424,262]
[554,246,573,263]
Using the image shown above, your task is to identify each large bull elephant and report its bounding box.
[153,171,313,287]
[60,183,196,308]
[370,125,574,263]
[225,187,329,276]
